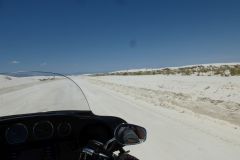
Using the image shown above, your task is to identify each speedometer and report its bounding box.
[33,121,54,139]
[5,123,28,144]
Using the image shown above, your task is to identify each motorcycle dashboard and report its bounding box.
[0,111,125,160]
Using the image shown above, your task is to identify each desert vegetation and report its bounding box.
[93,64,240,76]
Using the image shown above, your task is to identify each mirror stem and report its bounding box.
[104,138,116,150]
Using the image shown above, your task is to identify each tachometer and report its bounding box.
[5,123,28,144]
[57,122,72,137]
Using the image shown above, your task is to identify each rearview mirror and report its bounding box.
[114,123,147,145]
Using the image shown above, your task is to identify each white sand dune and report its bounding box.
[111,63,240,74]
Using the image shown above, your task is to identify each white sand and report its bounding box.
[0,76,89,116]
[0,75,37,88]
[87,75,240,126]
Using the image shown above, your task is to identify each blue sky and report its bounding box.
[0,0,240,73]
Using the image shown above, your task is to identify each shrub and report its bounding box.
[230,68,240,76]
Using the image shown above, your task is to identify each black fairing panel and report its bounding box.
[0,111,126,160]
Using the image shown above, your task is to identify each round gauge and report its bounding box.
[33,121,54,139]
[5,123,28,144]
[57,122,72,137]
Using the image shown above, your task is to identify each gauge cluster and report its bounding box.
[5,120,73,145]
[0,111,125,160]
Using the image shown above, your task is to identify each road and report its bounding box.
[0,76,240,160]
[76,77,240,160]
[0,78,89,116]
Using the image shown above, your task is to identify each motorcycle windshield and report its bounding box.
[0,71,90,117]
